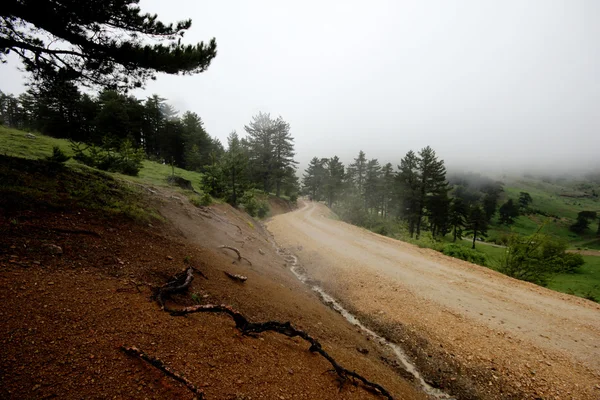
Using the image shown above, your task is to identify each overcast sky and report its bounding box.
[1,0,599,173]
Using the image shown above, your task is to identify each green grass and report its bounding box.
[0,154,159,222]
[0,125,205,191]
[547,256,600,302]
[486,177,600,248]
[451,239,600,302]
[0,125,74,160]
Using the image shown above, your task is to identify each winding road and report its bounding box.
[267,201,600,399]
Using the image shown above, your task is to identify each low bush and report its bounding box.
[46,146,70,164]
[71,138,145,176]
[441,244,488,266]
[240,190,270,218]
[190,191,213,207]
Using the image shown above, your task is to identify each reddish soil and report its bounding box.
[0,189,424,399]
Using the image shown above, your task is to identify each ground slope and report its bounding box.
[268,201,600,399]
[0,159,423,399]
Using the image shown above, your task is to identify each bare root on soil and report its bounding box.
[121,345,204,399]
[151,266,394,400]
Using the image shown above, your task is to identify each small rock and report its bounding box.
[48,282,54,285]
[236,379,243,385]
[32,384,41,391]
[288,369,294,375]
[356,347,369,355]
[43,244,63,255]
[259,249,265,255]
[25,133,36,139]
[166,256,174,261]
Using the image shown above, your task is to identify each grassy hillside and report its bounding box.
[0,125,205,189]
[488,176,600,249]
[449,239,600,301]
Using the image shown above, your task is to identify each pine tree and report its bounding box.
[244,112,275,192]
[364,159,382,213]
[380,163,394,219]
[2,0,217,89]
[323,156,345,208]
[348,151,367,198]
[415,146,447,239]
[499,199,519,225]
[428,190,451,237]
[222,131,248,206]
[181,111,212,171]
[449,198,468,242]
[395,150,420,237]
[518,192,533,212]
[302,157,326,200]
[272,116,297,197]
[465,205,488,249]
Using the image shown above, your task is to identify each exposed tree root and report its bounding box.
[155,267,195,310]
[170,304,394,400]
[26,225,102,238]
[224,271,247,282]
[218,245,252,266]
[121,346,204,399]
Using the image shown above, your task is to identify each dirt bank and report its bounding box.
[267,201,600,399]
[0,184,424,399]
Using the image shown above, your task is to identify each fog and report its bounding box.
[1,0,599,174]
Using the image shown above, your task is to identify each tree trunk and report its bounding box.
[453,226,457,242]
[276,179,281,197]
[472,229,477,249]
[231,168,237,206]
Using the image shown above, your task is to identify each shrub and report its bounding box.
[71,138,144,176]
[441,244,487,266]
[240,192,259,217]
[46,146,70,164]
[289,193,298,204]
[257,201,270,218]
[190,191,213,207]
[498,231,584,286]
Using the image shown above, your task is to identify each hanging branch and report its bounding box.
[121,346,204,399]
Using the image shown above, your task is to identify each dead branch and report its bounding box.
[155,267,194,310]
[169,304,394,400]
[224,271,247,282]
[218,245,252,266]
[219,245,241,259]
[121,346,204,399]
[191,267,209,280]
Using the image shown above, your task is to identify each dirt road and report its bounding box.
[268,201,600,399]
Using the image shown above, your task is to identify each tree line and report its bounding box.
[0,81,299,207]
[302,147,504,248]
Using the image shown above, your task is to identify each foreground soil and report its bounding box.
[267,201,600,399]
[0,187,424,399]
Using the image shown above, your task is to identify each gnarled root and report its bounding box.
[170,304,394,400]
[218,245,252,266]
[121,345,203,399]
[224,271,248,282]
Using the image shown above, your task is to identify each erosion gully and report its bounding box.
[271,241,455,400]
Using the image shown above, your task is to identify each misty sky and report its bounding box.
[1,0,599,173]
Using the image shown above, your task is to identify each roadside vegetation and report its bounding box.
[0,84,300,220]
[303,148,600,302]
